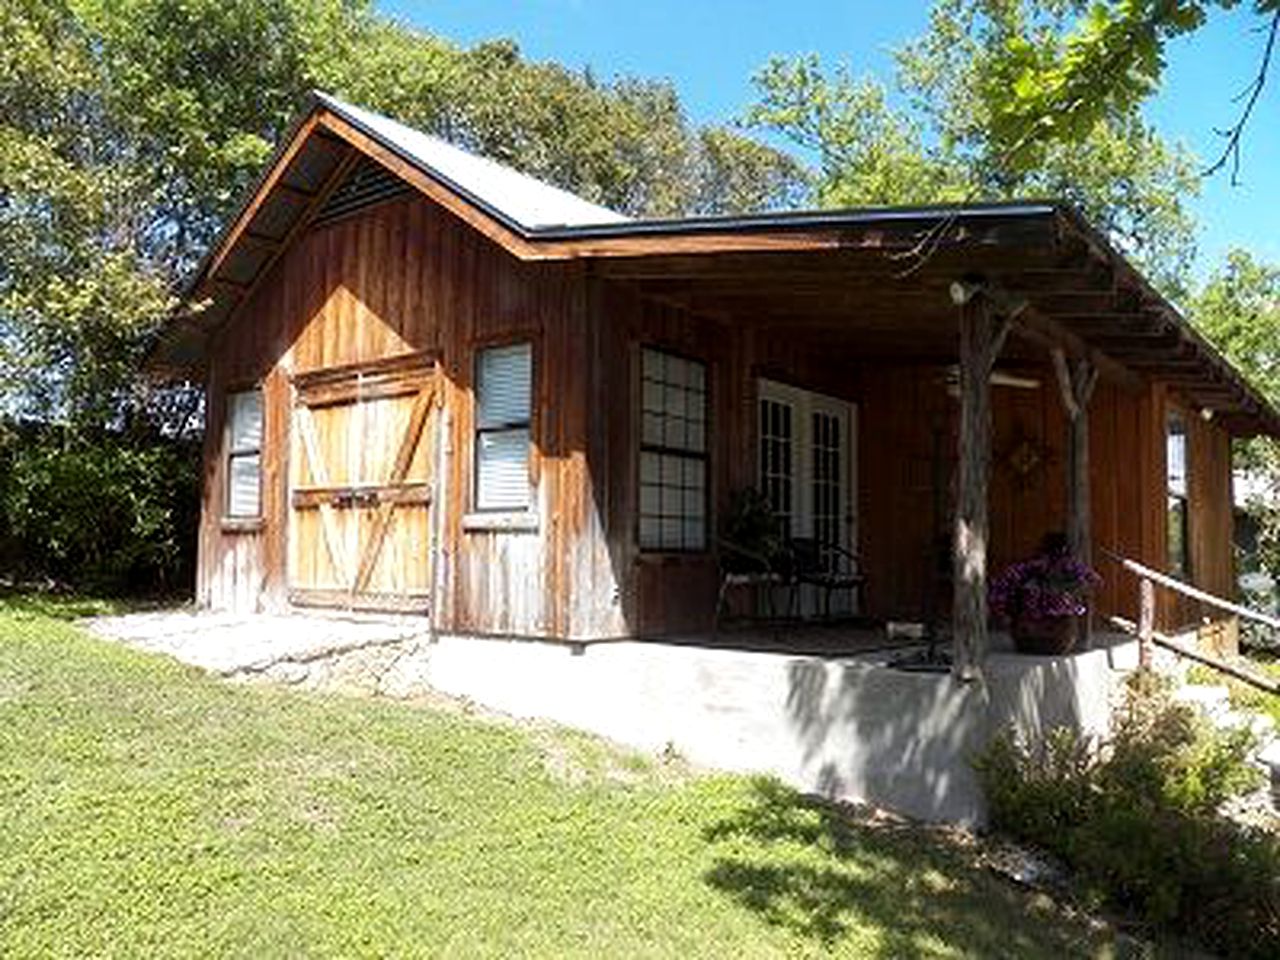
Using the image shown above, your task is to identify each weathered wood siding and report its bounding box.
[199,193,609,637]
[586,280,872,636]
[854,367,1171,626]
[198,187,1237,640]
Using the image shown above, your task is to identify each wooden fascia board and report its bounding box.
[197,113,323,289]
[208,147,361,339]
[554,214,1058,261]
[536,225,901,259]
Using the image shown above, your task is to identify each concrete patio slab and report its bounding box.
[84,608,429,675]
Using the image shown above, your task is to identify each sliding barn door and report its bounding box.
[288,354,437,613]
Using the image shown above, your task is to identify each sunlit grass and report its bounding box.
[0,600,1120,958]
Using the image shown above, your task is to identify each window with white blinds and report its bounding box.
[475,342,533,510]
[639,347,708,551]
[226,389,263,518]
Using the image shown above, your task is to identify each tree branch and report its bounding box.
[1203,7,1280,184]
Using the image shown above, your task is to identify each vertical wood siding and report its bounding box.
[198,187,1237,639]
[588,279,1235,637]
[198,194,607,637]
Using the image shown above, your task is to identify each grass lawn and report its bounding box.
[0,599,1122,958]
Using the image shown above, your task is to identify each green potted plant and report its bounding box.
[990,533,1101,654]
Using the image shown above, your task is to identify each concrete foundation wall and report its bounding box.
[415,634,1139,826]
[88,608,1139,826]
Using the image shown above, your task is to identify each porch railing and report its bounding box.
[1101,547,1280,696]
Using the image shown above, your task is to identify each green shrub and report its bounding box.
[977,727,1094,843]
[1103,669,1263,818]
[0,424,200,595]
[977,669,1279,957]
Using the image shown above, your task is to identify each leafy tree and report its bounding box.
[969,0,1280,180]
[1195,250,1280,404]
[747,56,967,208]
[690,126,811,215]
[0,0,172,426]
[1190,250,1280,590]
[747,0,1201,294]
[1,0,808,433]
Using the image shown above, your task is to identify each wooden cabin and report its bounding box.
[155,93,1280,659]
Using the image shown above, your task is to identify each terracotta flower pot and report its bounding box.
[1011,615,1078,655]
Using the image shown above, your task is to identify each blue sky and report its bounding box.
[379,1,1279,277]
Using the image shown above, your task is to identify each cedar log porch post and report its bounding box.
[951,282,1012,680]
[1051,348,1099,646]
[1051,349,1099,565]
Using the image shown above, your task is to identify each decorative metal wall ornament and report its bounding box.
[999,424,1053,491]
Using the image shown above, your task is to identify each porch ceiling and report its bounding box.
[596,209,1280,437]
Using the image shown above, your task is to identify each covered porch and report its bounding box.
[594,203,1273,673]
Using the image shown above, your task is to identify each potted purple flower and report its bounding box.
[989,533,1101,654]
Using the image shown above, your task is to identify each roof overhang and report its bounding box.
[152,94,1280,438]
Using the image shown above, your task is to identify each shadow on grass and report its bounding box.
[0,586,185,621]
[701,777,1107,958]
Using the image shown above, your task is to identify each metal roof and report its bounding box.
[314,92,628,231]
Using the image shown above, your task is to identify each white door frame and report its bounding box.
[757,378,858,616]
[757,378,857,551]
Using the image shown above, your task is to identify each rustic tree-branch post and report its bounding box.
[1051,348,1099,563]
[951,282,1011,680]
[1052,348,1099,645]
[1138,576,1155,668]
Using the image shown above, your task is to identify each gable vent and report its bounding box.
[313,156,412,225]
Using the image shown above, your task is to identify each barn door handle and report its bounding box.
[329,489,379,508]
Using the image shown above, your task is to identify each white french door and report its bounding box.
[758,379,858,615]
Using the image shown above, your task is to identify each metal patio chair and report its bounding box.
[784,536,866,620]
[714,537,787,632]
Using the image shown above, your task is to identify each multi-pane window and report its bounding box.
[759,398,794,534]
[475,343,533,511]
[639,347,708,551]
[226,389,263,518]
[1167,412,1190,577]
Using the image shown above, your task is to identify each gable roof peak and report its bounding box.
[312,91,629,232]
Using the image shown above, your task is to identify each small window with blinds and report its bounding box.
[475,342,533,511]
[639,347,708,551]
[225,389,263,518]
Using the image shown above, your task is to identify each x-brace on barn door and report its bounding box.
[287,352,438,613]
